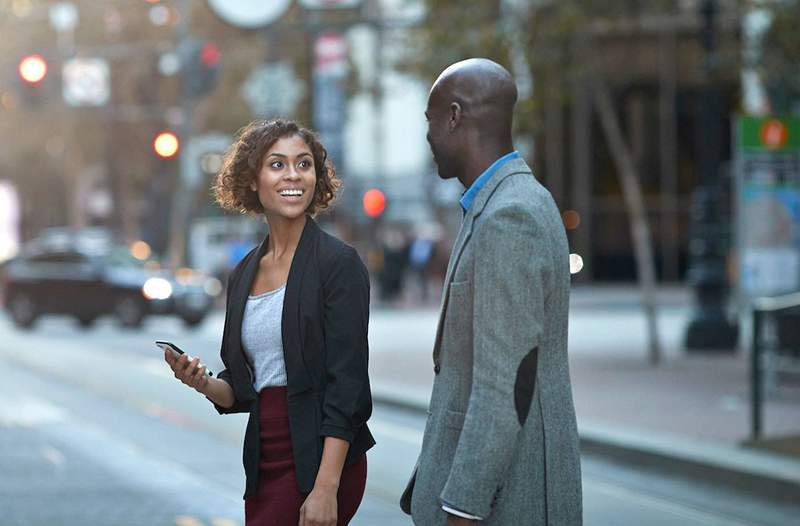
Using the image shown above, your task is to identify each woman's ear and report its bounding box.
[250,180,257,192]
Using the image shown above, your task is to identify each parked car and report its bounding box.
[0,240,221,329]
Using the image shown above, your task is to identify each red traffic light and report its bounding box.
[363,189,386,218]
[200,42,220,67]
[19,55,48,84]
[153,131,180,158]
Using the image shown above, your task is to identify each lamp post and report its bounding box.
[684,0,739,351]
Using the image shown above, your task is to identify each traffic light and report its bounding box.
[153,131,180,158]
[17,54,48,106]
[363,188,386,218]
[180,39,220,99]
[18,55,47,83]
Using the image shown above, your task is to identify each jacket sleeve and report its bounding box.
[209,265,253,415]
[319,246,372,443]
[439,203,551,518]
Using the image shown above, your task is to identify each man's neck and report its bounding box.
[458,146,515,189]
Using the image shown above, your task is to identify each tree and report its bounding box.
[759,0,800,113]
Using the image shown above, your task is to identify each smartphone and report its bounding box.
[155,340,213,376]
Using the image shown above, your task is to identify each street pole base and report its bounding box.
[685,319,739,351]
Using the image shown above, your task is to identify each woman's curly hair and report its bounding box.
[214,119,341,216]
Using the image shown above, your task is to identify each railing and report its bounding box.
[751,291,800,441]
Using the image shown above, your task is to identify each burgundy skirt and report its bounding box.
[244,386,367,526]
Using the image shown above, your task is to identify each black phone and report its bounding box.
[155,340,213,376]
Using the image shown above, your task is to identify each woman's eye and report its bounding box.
[299,160,311,168]
[270,161,283,169]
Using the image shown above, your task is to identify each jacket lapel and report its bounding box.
[227,232,269,381]
[431,209,475,365]
[282,217,317,395]
[431,158,533,365]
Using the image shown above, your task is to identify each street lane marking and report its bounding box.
[584,478,761,526]
[0,396,67,427]
[139,401,203,429]
[175,517,205,526]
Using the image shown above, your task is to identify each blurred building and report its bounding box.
[0,0,763,285]
[524,1,743,283]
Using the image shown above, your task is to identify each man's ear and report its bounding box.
[448,102,462,132]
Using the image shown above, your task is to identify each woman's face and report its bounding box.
[251,134,317,221]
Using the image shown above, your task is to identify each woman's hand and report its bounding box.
[165,349,209,394]
[299,484,338,526]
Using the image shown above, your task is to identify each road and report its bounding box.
[0,313,796,525]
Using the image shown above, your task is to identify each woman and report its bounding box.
[165,119,374,526]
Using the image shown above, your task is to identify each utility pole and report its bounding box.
[684,0,739,351]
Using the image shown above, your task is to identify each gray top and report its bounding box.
[241,283,287,390]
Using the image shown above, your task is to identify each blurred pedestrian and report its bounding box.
[165,119,374,526]
[408,225,439,303]
[378,227,409,303]
[400,59,582,525]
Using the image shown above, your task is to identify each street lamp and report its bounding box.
[684,0,739,351]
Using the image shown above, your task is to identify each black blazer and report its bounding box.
[212,217,375,497]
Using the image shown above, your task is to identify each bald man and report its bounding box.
[400,59,582,525]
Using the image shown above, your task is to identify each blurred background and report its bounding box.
[0,1,799,525]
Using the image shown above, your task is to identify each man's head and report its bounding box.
[425,58,517,181]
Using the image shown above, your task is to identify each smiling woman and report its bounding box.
[166,119,373,526]
[214,119,340,218]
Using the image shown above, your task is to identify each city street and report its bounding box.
[1,310,797,525]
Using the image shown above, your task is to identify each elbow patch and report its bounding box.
[514,347,539,426]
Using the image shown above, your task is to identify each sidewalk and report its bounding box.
[368,285,800,501]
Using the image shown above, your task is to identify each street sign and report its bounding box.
[62,58,110,107]
[206,0,291,29]
[313,31,347,168]
[240,61,306,118]
[736,116,800,297]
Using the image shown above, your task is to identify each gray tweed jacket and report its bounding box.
[400,158,582,525]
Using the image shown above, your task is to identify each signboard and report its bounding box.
[736,116,800,297]
[62,58,110,107]
[313,32,348,169]
[241,61,306,118]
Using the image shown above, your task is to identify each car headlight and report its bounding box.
[142,277,173,300]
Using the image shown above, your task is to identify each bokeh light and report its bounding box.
[569,253,584,275]
[18,55,48,84]
[363,189,386,218]
[153,131,180,158]
[562,210,581,230]
[130,240,152,260]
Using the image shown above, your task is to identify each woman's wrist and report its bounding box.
[313,475,340,492]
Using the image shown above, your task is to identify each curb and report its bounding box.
[372,383,800,505]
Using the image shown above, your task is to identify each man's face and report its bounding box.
[425,89,457,180]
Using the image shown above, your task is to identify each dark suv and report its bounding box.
[1,243,220,329]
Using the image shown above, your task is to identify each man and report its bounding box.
[400,58,582,525]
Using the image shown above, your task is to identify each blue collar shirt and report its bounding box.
[459,151,520,214]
